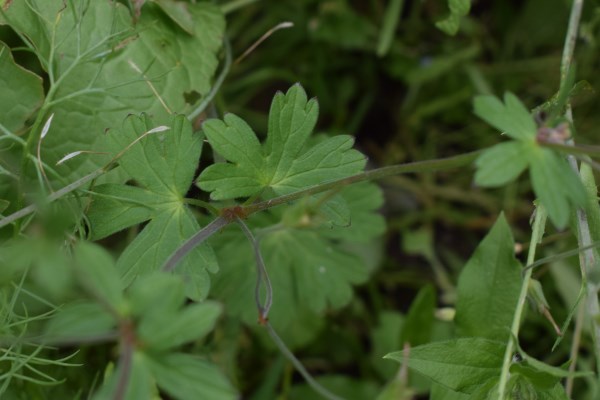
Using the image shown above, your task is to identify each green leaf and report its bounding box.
[530,147,587,228]
[376,0,404,57]
[2,0,224,182]
[87,114,218,301]
[198,84,366,200]
[117,210,216,301]
[151,0,195,34]
[0,41,44,134]
[474,92,537,141]
[73,241,124,310]
[455,213,522,341]
[128,273,186,316]
[45,301,116,340]
[435,0,471,36]
[474,141,530,187]
[145,352,238,400]
[384,338,505,394]
[93,351,155,400]
[138,301,222,352]
[400,285,436,347]
[85,184,158,240]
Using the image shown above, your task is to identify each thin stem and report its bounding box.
[187,39,232,121]
[497,205,547,399]
[161,217,229,272]
[158,150,482,272]
[244,150,481,216]
[236,218,273,322]
[264,322,345,400]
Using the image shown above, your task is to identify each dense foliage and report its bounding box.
[1,0,600,399]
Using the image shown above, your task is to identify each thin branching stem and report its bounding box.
[235,217,273,322]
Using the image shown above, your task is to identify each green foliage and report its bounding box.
[198,84,366,199]
[436,0,471,36]
[1,0,599,399]
[474,93,586,228]
[88,114,218,301]
[454,214,522,341]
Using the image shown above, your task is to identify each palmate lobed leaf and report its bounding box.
[87,114,217,301]
[209,182,384,346]
[473,92,586,228]
[198,84,367,200]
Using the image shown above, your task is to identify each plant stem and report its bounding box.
[497,204,547,399]
[244,150,481,216]
[559,0,600,389]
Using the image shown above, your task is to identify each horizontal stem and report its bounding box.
[243,150,482,215]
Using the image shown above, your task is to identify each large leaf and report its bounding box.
[209,183,384,345]
[455,214,522,341]
[1,0,224,182]
[384,338,505,394]
[87,114,217,301]
[198,84,366,199]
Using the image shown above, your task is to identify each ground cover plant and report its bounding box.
[1,0,600,399]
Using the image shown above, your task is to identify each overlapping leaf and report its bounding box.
[209,182,385,346]
[473,92,586,228]
[86,114,217,301]
[1,0,224,182]
[198,84,367,199]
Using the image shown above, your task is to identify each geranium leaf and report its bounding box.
[87,114,217,300]
[198,84,366,200]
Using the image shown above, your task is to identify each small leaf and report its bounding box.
[474,141,530,187]
[0,42,44,133]
[435,0,471,36]
[384,338,505,394]
[474,92,537,141]
[45,301,116,340]
[530,148,586,228]
[93,351,155,400]
[400,285,436,347]
[455,213,522,341]
[73,241,124,309]
[138,301,222,351]
[145,352,238,400]
[198,84,366,200]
